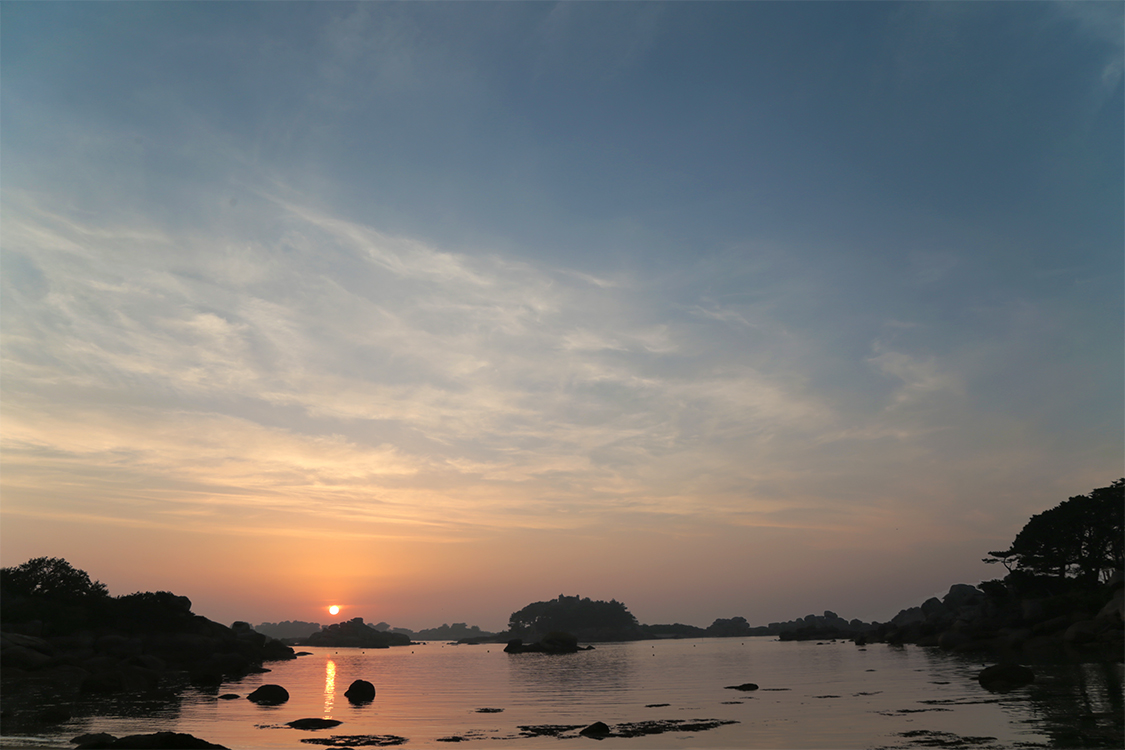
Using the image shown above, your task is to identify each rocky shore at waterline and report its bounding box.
[1,582,296,734]
[858,577,1124,664]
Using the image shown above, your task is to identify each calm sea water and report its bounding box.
[6,637,1122,749]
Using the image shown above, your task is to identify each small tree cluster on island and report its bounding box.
[507,594,641,641]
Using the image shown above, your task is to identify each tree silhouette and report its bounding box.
[985,479,1124,584]
[0,556,109,601]
[508,594,637,635]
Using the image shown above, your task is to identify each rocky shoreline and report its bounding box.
[1,590,296,735]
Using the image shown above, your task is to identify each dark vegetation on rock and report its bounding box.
[253,620,322,641]
[1,557,295,734]
[302,618,411,648]
[865,480,1123,663]
[507,595,644,643]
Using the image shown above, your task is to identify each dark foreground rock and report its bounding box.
[344,678,376,703]
[580,721,611,737]
[977,663,1035,692]
[725,682,759,691]
[866,577,1124,664]
[247,684,289,704]
[288,718,343,730]
[72,732,228,749]
[1,582,296,734]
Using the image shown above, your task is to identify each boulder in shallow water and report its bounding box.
[345,678,376,703]
[580,721,611,737]
[977,663,1034,692]
[288,718,343,730]
[247,683,289,704]
[724,682,759,691]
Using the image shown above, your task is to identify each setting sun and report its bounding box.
[328,605,340,616]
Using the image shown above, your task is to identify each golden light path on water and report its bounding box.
[323,659,336,718]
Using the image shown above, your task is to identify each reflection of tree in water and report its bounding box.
[506,647,632,700]
[1023,661,1123,748]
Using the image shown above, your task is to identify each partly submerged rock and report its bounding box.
[344,678,376,703]
[288,718,343,730]
[724,682,759,691]
[977,663,1034,692]
[580,721,611,737]
[247,684,289,704]
[504,632,585,654]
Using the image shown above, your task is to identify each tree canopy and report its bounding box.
[985,479,1124,584]
[508,594,637,636]
[0,556,109,601]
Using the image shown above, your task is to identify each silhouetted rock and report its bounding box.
[504,632,585,654]
[288,718,343,730]
[977,663,1034,691]
[580,721,611,737]
[344,678,376,703]
[724,682,759,691]
[247,684,289,704]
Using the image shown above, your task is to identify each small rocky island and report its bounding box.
[301,617,412,648]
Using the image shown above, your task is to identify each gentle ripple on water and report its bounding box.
[4,638,1122,749]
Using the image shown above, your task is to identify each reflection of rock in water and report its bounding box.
[1023,661,1124,748]
[299,736,407,747]
[516,719,738,739]
[892,729,1002,748]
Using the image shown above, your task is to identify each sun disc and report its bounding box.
[329,605,340,615]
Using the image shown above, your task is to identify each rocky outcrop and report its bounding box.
[772,611,875,641]
[1,600,295,734]
[504,632,590,654]
[869,577,1124,663]
[302,618,411,649]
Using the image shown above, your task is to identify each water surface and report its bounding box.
[7,637,1122,748]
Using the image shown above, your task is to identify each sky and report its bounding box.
[1,1,1122,633]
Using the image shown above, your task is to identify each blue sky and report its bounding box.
[1,1,1121,630]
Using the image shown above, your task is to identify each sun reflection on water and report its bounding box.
[324,659,336,717]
